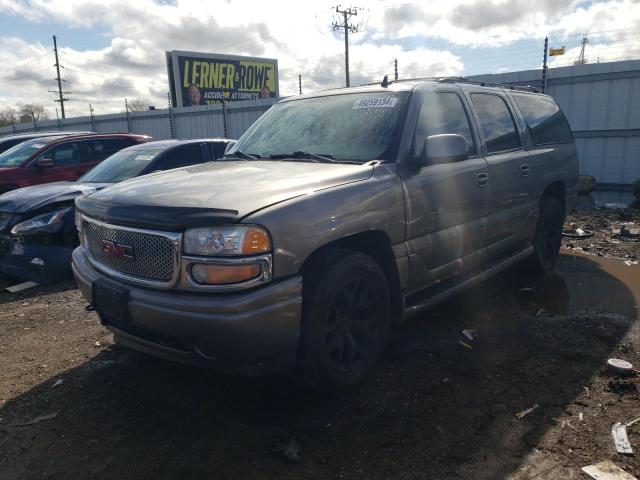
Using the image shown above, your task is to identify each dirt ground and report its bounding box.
[1,218,640,479]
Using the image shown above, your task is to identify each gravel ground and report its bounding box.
[563,207,640,262]
[0,220,639,479]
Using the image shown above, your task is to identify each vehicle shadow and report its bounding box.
[0,254,637,479]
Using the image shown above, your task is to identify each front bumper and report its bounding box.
[72,247,303,375]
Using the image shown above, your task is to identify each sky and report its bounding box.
[0,0,639,118]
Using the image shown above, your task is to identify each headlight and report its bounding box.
[10,207,72,235]
[183,226,271,256]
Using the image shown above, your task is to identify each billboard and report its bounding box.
[166,50,279,108]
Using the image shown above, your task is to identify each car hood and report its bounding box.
[77,160,375,230]
[0,181,110,214]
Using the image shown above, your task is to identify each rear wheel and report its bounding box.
[297,252,391,393]
[528,196,564,273]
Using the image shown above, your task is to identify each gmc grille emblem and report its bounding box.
[101,240,135,260]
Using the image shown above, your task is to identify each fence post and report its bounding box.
[222,101,228,138]
[125,98,132,133]
[89,104,96,132]
[167,92,175,139]
[541,36,548,94]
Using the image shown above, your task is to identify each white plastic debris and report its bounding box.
[5,281,39,293]
[515,404,539,419]
[582,460,638,480]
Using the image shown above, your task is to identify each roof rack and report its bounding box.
[378,75,539,92]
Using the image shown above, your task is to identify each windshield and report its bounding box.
[79,148,163,183]
[228,92,408,162]
[0,139,51,167]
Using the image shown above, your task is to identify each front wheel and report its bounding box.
[297,252,391,393]
[528,196,564,273]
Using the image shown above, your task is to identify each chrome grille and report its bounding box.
[83,218,179,284]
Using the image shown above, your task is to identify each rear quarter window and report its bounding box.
[513,94,573,146]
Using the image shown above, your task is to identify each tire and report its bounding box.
[527,196,564,274]
[297,252,391,393]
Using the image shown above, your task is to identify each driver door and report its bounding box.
[402,89,491,294]
[33,141,86,186]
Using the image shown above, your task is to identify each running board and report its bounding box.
[403,246,534,319]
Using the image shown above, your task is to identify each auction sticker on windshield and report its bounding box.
[352,97,398,109]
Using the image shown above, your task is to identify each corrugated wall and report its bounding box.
[469,60,640,186]
[0,97,277,142]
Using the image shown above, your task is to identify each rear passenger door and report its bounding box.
[468,92,532,252]
[510,93,577,211]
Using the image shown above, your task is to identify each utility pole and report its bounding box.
[575,34,588,65]
[124,98,132,133]
[332,6,360,87]
[394,58,398,81]
[298,74,302,95]
[541,36,548,94]
[89,104,96,131]
[51,35,68,119]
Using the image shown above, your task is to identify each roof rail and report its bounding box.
[390,76,540,93]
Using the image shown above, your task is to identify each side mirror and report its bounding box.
[36,157,54,169]
[419,134,469,166]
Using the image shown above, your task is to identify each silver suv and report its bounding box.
[72,78,578,392]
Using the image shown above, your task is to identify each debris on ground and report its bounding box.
[564,209,640,260]
[5,281,39,293]
[582,460,638,480]
[515,404,539,419]
[462,329,477,342]
[563,227,594,239]
[51,379,63,388]
[271,437,302,463]
[15,412,59,426]
[612,417,640,454]
[608,358,636,377]
[458,340,473,349]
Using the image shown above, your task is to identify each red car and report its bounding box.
[0,133,150,194]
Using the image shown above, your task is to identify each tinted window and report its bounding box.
[46,142,82,166]
[471,94,521,154]
[412,92,476,158]
[513,94,573,145]
[86,138,134,162]
[154,143,204,170]
[212,142,230,160]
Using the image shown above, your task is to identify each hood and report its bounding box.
[76,160,374,230]
[0,181,110,214]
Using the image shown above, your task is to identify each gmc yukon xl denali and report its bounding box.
[72,78,578,392]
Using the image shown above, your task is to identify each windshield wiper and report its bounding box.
[224,150,260,160]
[268,151,337,163]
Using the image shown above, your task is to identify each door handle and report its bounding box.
[520,164,530,177]
[476,172,489,187]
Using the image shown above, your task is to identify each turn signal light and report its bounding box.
[191,263,261,285]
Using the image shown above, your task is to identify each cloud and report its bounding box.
[0,0,638,118]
